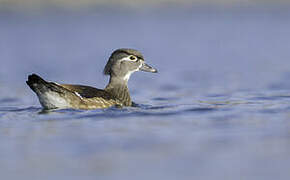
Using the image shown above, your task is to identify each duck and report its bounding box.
[26,48,158,110]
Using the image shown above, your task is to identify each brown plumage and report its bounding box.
[26,48,157,110]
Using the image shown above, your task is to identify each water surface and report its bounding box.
[1,7,290,180]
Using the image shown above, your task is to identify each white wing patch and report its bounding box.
[74,92,83,99]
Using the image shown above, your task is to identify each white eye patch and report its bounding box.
[120,55,138,62]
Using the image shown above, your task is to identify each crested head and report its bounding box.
[115,48,144,60]
[103,48,143,75]
[103,48,157,82]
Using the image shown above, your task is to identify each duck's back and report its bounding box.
[60,84,121,109]
[60,84,110,98]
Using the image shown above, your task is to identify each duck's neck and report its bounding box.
[104,76,132,106]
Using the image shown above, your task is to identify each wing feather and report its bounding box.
[60,84,110,99]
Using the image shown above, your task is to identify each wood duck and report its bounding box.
[26,48,157,110]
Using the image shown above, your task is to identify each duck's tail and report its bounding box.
[26,74,74,109]
[26,74,62,94]
[26,74,46,91]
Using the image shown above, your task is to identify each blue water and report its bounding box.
[1,7,290,180]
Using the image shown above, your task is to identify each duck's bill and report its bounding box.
[140,63,158,73]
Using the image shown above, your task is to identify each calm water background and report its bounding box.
[1,6,290,180]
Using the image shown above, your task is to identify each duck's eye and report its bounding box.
[129,56,137,61]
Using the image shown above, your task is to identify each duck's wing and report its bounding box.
[60,84,111,99]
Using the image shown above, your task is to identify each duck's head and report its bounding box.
[104,48,157,81]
